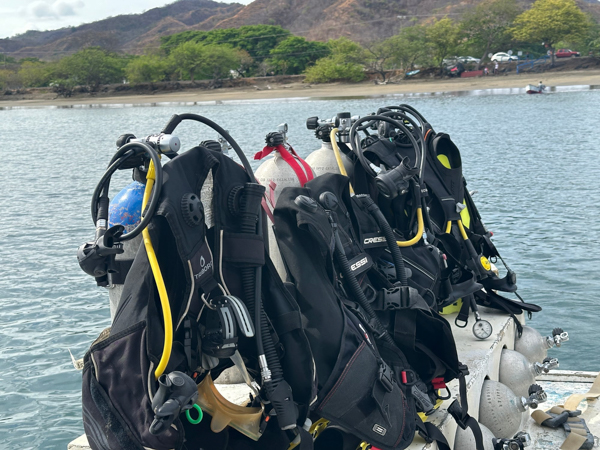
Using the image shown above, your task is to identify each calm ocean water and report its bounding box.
[1,89,599,449]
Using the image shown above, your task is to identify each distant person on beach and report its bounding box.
[483,66,489,76]
[494,61,499,74]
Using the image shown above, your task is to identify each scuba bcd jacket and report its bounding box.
[273,172,483,450]
[81,145,315,450]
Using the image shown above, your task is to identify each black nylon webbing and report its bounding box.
[416,420,451,450]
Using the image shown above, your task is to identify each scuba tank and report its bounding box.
[305,115,354,178]
[106,180,144,320]
[479,380,547,439]
[455,422,496,450]
[498,348,559,398]
[254,123,315,280]
[514,326,569,364]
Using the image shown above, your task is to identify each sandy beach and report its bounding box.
[1,69,599,108]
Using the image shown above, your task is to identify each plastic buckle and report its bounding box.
[448,400,468,429]
[378,364,394,393]
[541,411,570,428]
[458,364,470,377]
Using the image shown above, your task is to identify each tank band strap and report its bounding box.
[254,144,314,187]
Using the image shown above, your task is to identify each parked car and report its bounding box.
[442,56,459,66]
[457,56,481,64]
[555,49,580,58]
[491,52,519,62]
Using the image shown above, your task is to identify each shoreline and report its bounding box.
[1,69,599,109]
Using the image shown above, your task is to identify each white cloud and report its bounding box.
[26,0,84,19]
[29,1,55,18]
[53,1,84,16]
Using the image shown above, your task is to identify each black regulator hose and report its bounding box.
[379,110,426,182]
[350,115,421,179]
[329,211,395,347]
[355,194,408,287]
[160,113,256,182]
[398,104,428,127]
[90,141,163,242]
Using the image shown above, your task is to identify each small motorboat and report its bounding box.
[526,83,545,94]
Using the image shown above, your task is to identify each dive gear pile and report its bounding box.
[77,104,552,450]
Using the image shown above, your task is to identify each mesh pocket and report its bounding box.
[82,322,183,450]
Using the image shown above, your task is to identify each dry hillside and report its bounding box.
[1,0,599,60]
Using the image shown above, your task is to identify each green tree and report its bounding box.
[57,47,125,90]
[0,69,13,90]
[587,24,600,56]
[161,25,290,75]
[197,45,243,85]
[304,38,366,83]
[170,41,205,82]
[125,55,170,84]
[304,58,365,83]
[380,26,429,72]
[18,61,53,87]
[461,0,521,69]
[0,54,17,65]
[268,36,330,75]
[364,40,395,82]
[511,0,591,65]
[426,18,463,74]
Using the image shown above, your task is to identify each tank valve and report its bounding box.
[217,132,232,155]
[547,328,569,348]
[520,384,547,410]
[336,112,353,143]
[533,357,559,375]
[493,431,531,449]
[265,131,285,147]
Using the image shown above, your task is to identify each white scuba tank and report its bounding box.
[454,422,495,450]
[305,140,354,178]
[254,126,315,280]
[514,326,569,365]
[498,349,559,398]
[479,380,546,439]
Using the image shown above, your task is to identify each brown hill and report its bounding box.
[1,0,599,60]
[213,0,600,42]
[0,0,243,60]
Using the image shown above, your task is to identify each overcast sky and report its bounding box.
[0,0,254,40]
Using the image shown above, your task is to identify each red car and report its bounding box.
[555,49,580,58]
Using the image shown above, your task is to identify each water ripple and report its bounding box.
[1,91,599,449]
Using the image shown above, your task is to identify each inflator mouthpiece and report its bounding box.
[150,371,198,435]
[375,157,417,198]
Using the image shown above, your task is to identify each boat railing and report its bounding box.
[517,56,549,74]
